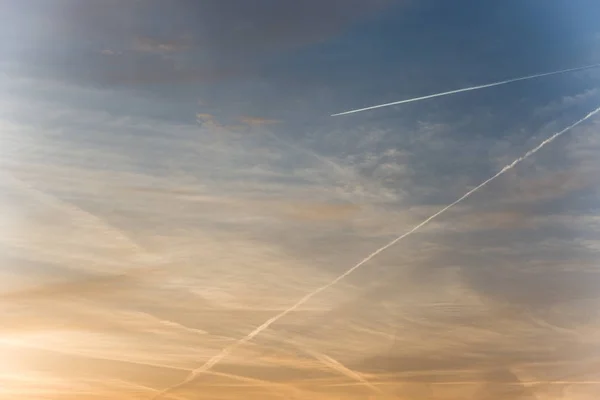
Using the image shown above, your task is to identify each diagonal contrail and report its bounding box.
[331,63,600,116]
[2,171,145,256]
[151,105,600,399]
[305,348,383,394]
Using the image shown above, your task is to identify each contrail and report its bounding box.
[2,171,146,256]
[279,338,382,394]
[151,105,600,399]
[331,63,600,116]
[304,348,383,394]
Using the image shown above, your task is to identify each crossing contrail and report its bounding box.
[331,63,600,116]
[151,105,600,399]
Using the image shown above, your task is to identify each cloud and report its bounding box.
[455,209,534,231]
[282,202,361,222]
[4,39,600,398]
[0,269,152,302]
[446,167,596,233]
[195,112,249,132]
[133,36,191,54]
[187,0,393,52]
[100,49,120,56]
[1,0,397,86]
[195,112,218,127]
[534,88,600,118]
[102,59,239,85]
[510,170,593,203]
[240,117,282,127]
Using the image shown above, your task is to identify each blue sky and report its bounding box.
[1,1,600,398]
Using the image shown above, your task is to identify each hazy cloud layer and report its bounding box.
[1,0,394,85]
[2,1,600,399]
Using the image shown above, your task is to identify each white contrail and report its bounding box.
[331,63,600,116]
[151,106,600,399]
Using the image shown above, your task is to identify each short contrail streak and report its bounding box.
[151,105,600,399]
[331,63,600,116]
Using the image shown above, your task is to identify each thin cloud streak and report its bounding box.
[1,171,145,257]
[150,106,600,399]
[331,63,600,116]
[305,349,382,394]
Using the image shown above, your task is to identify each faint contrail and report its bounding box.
[304,348,383,394]
[2,171,145,256]
[279,338,382,394]
[151,105,600,399]
[331,63,600,116]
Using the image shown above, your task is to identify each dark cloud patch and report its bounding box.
[177,0,392,57]
[1,0,395,86]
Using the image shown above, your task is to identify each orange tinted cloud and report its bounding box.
[0,268,158,302]
[240,117,282,127]
[283,202,361,221]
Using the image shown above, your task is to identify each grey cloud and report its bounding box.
[2,0,396,85]
[178,0,392,54]
[132,36,192,55]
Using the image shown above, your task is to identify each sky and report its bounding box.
[1,0,600,399]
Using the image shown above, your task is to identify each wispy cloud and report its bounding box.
[240,117,282,127]
[133,36,191,54]
[3,3,600,397]
[1,0,396,86]
[282,202,361,222]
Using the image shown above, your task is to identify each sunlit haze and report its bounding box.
[1,1,600,399]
